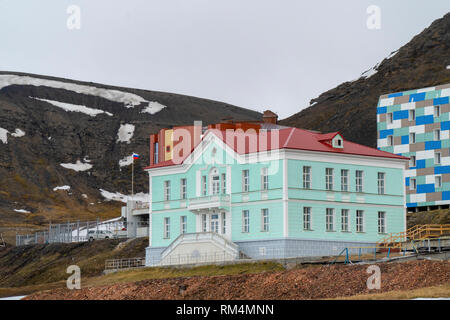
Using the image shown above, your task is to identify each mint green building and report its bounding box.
[144,121,408,266]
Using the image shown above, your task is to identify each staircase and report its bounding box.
[377,224,450,249]
[159,232,239,266]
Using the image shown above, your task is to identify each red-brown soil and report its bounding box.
[25,260,450,300]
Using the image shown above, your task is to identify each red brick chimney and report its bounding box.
[263,110,278,124]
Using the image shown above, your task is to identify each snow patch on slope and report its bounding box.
[0,74,148,108]
[116,124,135,144]
[99,189,149,203]
[119,154,134,167]
[60,160,93,172]
[141,101,167,114]
[14,209,31,213]
[32,97,113,117]
[53,185,71,191]
[0,127,26,144]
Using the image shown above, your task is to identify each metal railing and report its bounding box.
[15,219,149,246]
[105,257,146,271]
[377,224,450,248]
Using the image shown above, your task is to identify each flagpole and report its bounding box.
[132,156,134,201]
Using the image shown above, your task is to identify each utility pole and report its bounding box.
[132,155,134,201]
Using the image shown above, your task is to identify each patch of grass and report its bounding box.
[334,284,450,300]
[86,262,285,288]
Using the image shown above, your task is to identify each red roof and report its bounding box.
[145,127,407,169]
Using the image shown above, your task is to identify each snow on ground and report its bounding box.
[141,101,167,114]
[71,216,125,238]
[447,65,450,70]
[53,185,71,191]
[99,189,149,203]
[0,128,8,144]
[0,74,148,108]
[360,62,380,79]
[14,209,31,213]
[119,154,134,167]
[32,97,113,117]
[116,124,135,144]
[60,160,93,172]
[0,128,26,144]
[0,295,26,300]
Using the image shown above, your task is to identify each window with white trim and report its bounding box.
[180,178,187,200]
[303,166,311,189]
[261,208,269,232]
[202,175,207,196]
[325,168,334,190]
[434,129,441,141]
[242,170,249,192]
[221,173,227,194]
[410,178,417,191]
[387,135,393,146]
[356,210,364,232]
[378,211,386,234]
[435,175,442,188]
[377,172,385,195]
[410,132,416,144]
[387,113,393,124]
[341,169,349,192]
[180,216,187,234]
[434,105,441,117]
[201,214,207,232]
[164,180,171,201]
[221,212,226,234]
[410,155,416,168]
[242,210,250,233]
[341,209,349,232]
[326,208,334,232]
[163,217,170,238]
[212,175,220,195]
[355,170,363,193]
[303,207,311,231]
[409,110,415,121]
[261,168,269,191]
[435,152,441,165]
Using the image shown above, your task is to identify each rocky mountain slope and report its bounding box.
[0,72,261,227]
[281,12,450,147]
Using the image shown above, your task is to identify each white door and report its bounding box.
[210,214,219,233]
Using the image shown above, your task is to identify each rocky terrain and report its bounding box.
[0,72,261,231]
[281,12,450,148]
[24,260,450,300]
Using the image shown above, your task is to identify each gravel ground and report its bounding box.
[25,260,450,300]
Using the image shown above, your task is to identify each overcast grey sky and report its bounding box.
[0,1,449,118]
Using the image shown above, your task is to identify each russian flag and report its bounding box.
[133,153,140,160]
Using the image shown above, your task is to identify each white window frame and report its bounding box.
[180,178,187,200]
[435,175,442,188]
[387,135,393,146]
[261,208,269,232]
[326,208,334,232]
[242,210,250,233]
[201,214,208,232]
[303,166,311,189]
[435,152,441,165]
[221,173,227,194]
[341,209,349,232]
[410,155,416,167]
[410,178,417,191]
[434,129,441,141]
[211,175,220,195]
[163,217,170,238]
[202,175,207,196]
[356,210,364,233]
[387,112,393,124]
[409,109,415,121]
[378,211,386,234]
[221,212,226,234]
[410,132,416,144]
[377,172,385,195]
[164,180,171,201]
[303,207,311,231]
[355,170,364,193]
[180,216,187,234]
[434,105,441,117]
[261,168,269,191]
[341,169,349,192]
[242,170,249,192]
[325,168,334,190]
